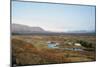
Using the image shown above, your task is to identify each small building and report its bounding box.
[47,41,59,45]
[74,43,81,46]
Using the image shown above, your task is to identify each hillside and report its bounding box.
[12,24,45,34]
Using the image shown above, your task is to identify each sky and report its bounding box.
[12,1,96,32]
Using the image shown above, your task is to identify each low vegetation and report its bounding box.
[12,35,96,66]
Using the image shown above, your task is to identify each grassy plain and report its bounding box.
[12,34,96,66]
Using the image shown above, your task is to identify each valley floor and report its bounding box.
[11,35,96,66]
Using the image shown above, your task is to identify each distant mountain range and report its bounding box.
[12,24,46,34]
[67,30,95,33]
[12,24,95,35]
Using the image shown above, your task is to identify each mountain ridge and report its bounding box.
[12,23,95,35]
[12,23,45,34]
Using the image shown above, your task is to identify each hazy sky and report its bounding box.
[12,1,96,32]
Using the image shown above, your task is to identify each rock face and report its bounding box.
[12,24,45,34]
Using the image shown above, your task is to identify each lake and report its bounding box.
[48,43,59,48]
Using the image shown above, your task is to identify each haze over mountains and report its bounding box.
[12,24,95,35]
[12,24,45,33]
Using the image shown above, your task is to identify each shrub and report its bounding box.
[77,40,94,48]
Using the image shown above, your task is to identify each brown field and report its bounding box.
[12,35,96,66]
